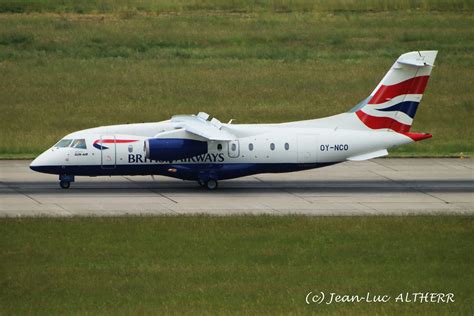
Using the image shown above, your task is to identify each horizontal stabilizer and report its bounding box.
[396,50,437,68]
[347,149,388,161]
[397,58,433,67]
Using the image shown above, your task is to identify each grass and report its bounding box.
[0,216,472,314]
[0,3,473,158]
[0,0,472,14]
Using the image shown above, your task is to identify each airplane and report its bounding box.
[30,50,437,190]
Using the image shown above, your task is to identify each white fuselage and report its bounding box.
[30,113,413,182]
[29,50,436,189]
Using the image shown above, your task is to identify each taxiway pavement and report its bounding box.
[0,159,472,217]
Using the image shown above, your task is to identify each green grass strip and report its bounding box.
[1,215,472,314]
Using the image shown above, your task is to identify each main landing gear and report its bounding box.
[198,178,219,190]
[59,175,75,189]
[205,179,218,190]
[59,180,70,189]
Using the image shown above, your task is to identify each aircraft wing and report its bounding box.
[158,112,236,141]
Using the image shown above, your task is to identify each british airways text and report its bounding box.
[128,153,225,164]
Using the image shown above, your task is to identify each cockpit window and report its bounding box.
[71,139,87,149]
[54,139,73,148]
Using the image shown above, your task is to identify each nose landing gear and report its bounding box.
[59,175,75,189]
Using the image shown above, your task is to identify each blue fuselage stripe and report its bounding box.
[30,163,339,181]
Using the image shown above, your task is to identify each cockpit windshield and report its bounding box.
[71,139,87,149]
[54,139,87,149]
[54,139,73,148]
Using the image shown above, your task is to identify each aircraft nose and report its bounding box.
[30,156,41,172]
[30,151,49,172]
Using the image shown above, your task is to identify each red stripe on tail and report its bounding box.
[356,110,411,132]
[369,76,430,104]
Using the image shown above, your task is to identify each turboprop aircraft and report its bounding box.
[30,51,437,190]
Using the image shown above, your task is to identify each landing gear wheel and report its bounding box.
[206,179,218,190]
[59,180,70,189]
[198,179,206,187]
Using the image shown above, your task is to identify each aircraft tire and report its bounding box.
[198,180,206,187]
[206,179,218,190]
[60,181,70,189]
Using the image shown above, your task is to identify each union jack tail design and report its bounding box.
[351,51,437,133]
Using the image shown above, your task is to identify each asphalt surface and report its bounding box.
[0,159,472,217]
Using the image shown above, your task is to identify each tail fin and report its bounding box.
[351,51,437,133]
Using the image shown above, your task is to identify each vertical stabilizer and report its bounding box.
[352,51,437,133]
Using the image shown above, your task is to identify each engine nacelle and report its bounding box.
[144,138,208,161]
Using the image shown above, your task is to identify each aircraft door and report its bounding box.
[100,135,116,169]
[228,140,240,158]
[297,135,318,163]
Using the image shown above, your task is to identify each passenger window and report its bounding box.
[71,139,87,149]
[285,143,290,150]
[231,143,237,151]
[54,139,72,148]
[249,143,254,151]
[270,143,275,151]
[217,144,222,151]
